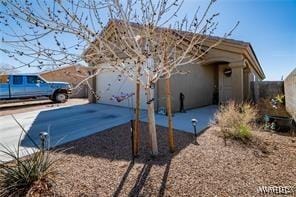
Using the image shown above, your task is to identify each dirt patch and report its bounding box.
[50,123,296,196]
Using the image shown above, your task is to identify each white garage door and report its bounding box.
[96,71,147,109]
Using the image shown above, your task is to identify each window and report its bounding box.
[27,76,38,84]
[0,75,8,84]
[27,76,44,84]
[13,76,23,85]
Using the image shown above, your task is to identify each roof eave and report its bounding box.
[246,44,265,79]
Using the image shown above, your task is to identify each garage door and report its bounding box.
[96,71,147,109]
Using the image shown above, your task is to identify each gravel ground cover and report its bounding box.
[50,123,296,196]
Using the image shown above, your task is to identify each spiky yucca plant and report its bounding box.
[0,115,59,196]
[0,143,58,196]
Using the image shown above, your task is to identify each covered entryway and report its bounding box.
[219,64,233,103]
[217,60,248,104]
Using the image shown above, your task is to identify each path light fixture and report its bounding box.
[130,119,135,164]
[39,131,48,153]
[191,119,199,145]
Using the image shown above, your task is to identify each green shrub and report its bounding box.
[236,124,252,140]
[214,101,258,144]
[274,94,285,104]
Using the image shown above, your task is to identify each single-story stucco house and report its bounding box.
[84,20,265,112]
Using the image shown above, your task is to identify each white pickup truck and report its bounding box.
[0,74,72,103]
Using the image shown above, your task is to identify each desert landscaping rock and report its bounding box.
[49,123,296,196]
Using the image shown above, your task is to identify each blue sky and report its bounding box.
[0,0,295,80]
[188,0,296,80]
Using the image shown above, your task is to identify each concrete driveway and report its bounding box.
[0,103,217,161]
[0,103,135,161]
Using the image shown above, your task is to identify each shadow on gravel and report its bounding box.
[55,122,195,165]
[54,122,197,196]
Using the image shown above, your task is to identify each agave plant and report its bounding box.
[0,115,59,196]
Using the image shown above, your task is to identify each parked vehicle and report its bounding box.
[0,74,71,103]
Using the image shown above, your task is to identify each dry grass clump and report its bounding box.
[213,101,258,144]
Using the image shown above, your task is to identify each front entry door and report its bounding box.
[219,64,233,103]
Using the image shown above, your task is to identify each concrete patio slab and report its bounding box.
[141,105,218,134]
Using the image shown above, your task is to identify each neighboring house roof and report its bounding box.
[84,20,265,79]
[40,65,94,75]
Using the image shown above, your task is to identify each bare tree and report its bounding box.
[0,0,238,156]
[0,64,20,74]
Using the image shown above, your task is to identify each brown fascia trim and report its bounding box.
[83,19,250,57]
[193,38,265,80]
[82,21,115,62]
[83,19,266,79]
[39,65,77,74]
[245,44,265,79]
[40,64,94,74]
[207,38,265,80]
[109,19,253,50]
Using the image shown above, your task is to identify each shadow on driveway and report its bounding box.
[20,104,217,149]
[20,104,136,148]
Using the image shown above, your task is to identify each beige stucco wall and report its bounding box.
[87,30,265,109]
[284,68,296,120]
[41,66,92,98]
[157,63,216,112]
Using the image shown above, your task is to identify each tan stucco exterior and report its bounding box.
[157,63,217,112]
[154,40,264,112]
[84,21,265,110]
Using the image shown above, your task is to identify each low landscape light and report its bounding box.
[39,131,48,152]
[191,119,197,127]
[191,119,199,145]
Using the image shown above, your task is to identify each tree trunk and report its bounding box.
[165,77,175,152]
[134,81,140,156]
[147,87,158,156]
[164,46,175,152]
